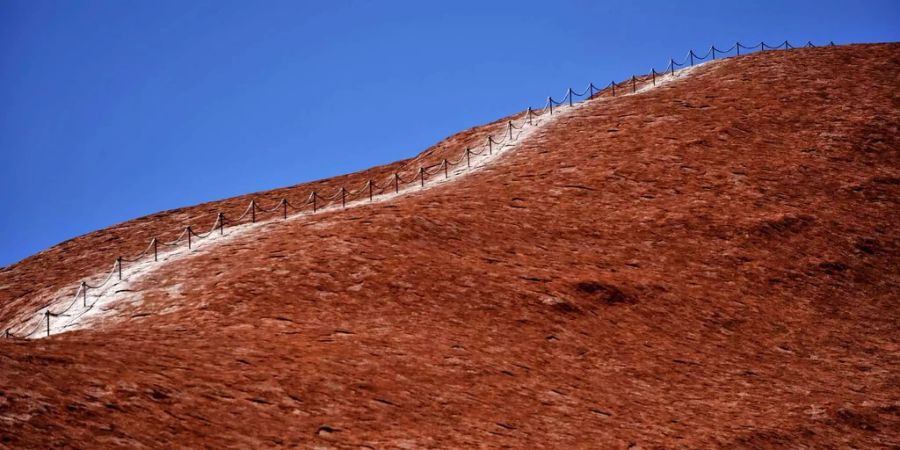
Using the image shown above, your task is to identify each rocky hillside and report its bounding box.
[1,43,898,448]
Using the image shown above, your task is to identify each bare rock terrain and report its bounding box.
[1,43,899,448]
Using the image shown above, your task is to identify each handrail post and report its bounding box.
[508,121,513,139]
[312,192,318,212]
[589,83,594,98]
[45,310,50,337]
[466,148,471,168]
[282,200,287,219]
[82,281,88,307]
[670,59,675,75]
[527,107,533,125]
[651,68,656,86]
[368,181,373,202]
[219,212,225,233]
[251,200,256,223]
[419,168,425,187]
[711,46,716,59]
[631,75,636,93]
[567,88,573,107]
[548,97,553,115]
[187,226,192,249]
[341,187,346,208]
[152,238,158,262]
[394,174,400,193]
[611,81,616,97]
[690,50,694,66]
[736,42,741,56]
[488,136,493,155]
[443,159,449,179]
[116,256,123,280]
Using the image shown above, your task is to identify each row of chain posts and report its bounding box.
[5,40,833,339]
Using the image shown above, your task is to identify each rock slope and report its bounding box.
[1,43,899,448]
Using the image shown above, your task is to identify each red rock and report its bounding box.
[1,43,898,448]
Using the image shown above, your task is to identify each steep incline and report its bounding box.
[2,43,899,448]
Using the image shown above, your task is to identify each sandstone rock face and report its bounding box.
[1,43,898,448]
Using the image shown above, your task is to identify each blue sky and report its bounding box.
[1,0,898,266]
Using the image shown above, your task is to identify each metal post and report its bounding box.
[488,136,493,155]
[443,159,449,179]
[651,69,656,86]
[219,212,225,234]
[508,121,513,139]
[670,59,675,75]
[736,43,741,56]
[548,97,553,115]
[282,200,287,219]
[527,107,533,125]
[589,83,594,98]
[690,51,694,66]
[466,148,471,168]
[152,238,158,262]
[82,281,88,307]
[632,76,636,93]
[368,181,373,202]
[45,311,50,337]
[116,256,122,280]
[341,187,346,208]
[251,200,256,223]
[419,168,425,187]
[312,192,318,212]
[711,46,716,59]
[394,174,400,193]
[611,81,616,97]
[567,88,573,107]
[4,329,9,339]
[187,227,192,249]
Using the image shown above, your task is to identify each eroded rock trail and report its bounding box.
[1,44,899,448]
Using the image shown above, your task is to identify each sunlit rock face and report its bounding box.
[1,43,899,448]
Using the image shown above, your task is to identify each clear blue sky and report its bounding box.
[1,1,898,267]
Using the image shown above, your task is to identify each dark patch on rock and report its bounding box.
[316,425,338,436]
[817,261,848,275]
[854,238,881,255]
[148,388,170,401]
[374,398,397,406]
[574,281,635,305]
[552,301,582,314]
[872,176,900,185]
[561,184,596,191]
[833,408,879,432]
[752,214,815,237]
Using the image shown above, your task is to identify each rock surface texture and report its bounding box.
[1,43,899,448]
